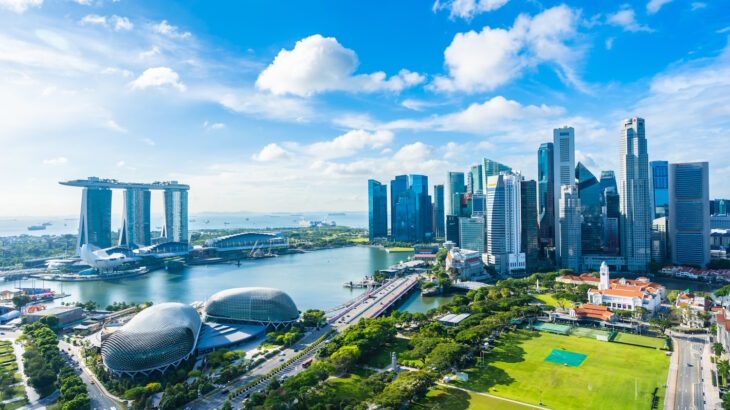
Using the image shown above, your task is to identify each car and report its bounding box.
[279,357,285,361]
[221,389,229,394]
[90,380,95,384]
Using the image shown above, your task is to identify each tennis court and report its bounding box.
[530,321,571,335]
[571,327,613,341]
[544,348,587,367]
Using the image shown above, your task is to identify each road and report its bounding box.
[333,275,418,329]
[60,339,122,410]
[674,334,707,410]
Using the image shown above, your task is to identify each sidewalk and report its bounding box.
[12,340,39,403]
[663,336,679,410]
[702,339,722,409]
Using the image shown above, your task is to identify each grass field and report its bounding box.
[415,386,533,409]
[326,374,373,403]
[348,237,369,243]
[532,293,574,308]
[456,330,669,410]
[613,332,667,349]
[385,247,415,253]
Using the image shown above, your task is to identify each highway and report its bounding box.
[332,275,419,329]
[60,339,122,410]
[674,334,707,410]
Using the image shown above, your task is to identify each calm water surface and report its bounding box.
[397,291,455,314]
[1,247,409,311]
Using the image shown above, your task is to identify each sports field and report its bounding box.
[457,330,670,410]
[613,332,667,349]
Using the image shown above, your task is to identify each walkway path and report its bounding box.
[12,340,38,403]
[435,383,548,410]
[664,335,679,410]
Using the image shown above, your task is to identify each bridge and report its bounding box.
[329,275,419,329]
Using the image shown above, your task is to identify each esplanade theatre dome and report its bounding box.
[101,302,202,376]
[204,287,299,327]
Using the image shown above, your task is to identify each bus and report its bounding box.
[301,357,314,368]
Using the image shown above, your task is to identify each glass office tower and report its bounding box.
[368,180,388,241]
[119,188,151,247]
[389,175,408,239]
[520,180,539,272]
[537,142,555,251]
[77,187,112,251]
[650,160,669,219]
[576,163,603,254]
[470,164,484,193]
[163,189,189,243]
[433,184,445,239]
[669,162,710,267]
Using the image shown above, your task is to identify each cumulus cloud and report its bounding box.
[256,34,424,97]
[130,67,186,91]
[81,14,133,31]
[690,2,706,11]
[104,119,126,133]
[432,5,585,93]
[203,121,226,131]
[304,130,393,160]
[80,14,106,27]
[607,6,652,32]
[111,16,133,31]
[152,20,191,39]
[646,0,672,14]
[43,156,67,165]
[433,0,510,19]
[0,0,42,13]
[252,143,289,162]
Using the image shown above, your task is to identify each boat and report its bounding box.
[27,225,46,231]
[41,222,52,226]
[165,260,186,272]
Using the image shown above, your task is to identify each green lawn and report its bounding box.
[456,330,669,410]
[326,374,372,403]
[415,386,533,409]
[385,247,415,253]
[532,293,574,308]
[348,237,369,243]
[363,337,412,368]
[613,332,666,349]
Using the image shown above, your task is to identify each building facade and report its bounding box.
[520,180,539,272]
[619,118,652,272]
[650,160,669,220]
[77,187,112,251]
[433,184,445,239]
[446,215,460,247]
[445,172,465,219]
[669,162,710,267]
[119,188,151,248]
[559,185,582,272]
[486,173,525,275]
[576,163,603,255]
[163,188,189,243]
[368,179,388,240]
[458,217,485,253]
[537,142,555,251]
[553,127,576,263]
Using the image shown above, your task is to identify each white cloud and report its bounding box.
[140,138,155,146]
[203,121,225,131]
[256,34,424,97]
[74,0,92,5]
[304,130,393,160]
[605,37,615,50]
[646,0,672,14]
[152,20,191,39]
[104,119,126,133]
[607,6,652,32]
[80,15,133,31]
[0,0,42,13]
[138,46,160,59]
[432,5,585,93]
[80,14,106,27]
[130,66,186,91]
[43,156,67,165]
[111,16,133,31]
[690,2,706,11]
[252,143,289,162]
[116,160,125,167]
[434,0,510,19]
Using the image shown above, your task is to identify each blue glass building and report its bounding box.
[390,174,432,242]
[669,162,710,267]
[537,143,555,251]
[650,160,669,219]
[433,184,445,239]
[368,179,388,240]
[390,175,408,238]
[78,187,112,250]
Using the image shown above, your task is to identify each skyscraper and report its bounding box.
[600,170,620,255]
[390,175,408,238]
[470,164,484,194]
[162,188,189,243]
[433,184,445,239]
[471,193,486,217]
[368,180,388,241]
[446,215,460,247]
[486,173,525,275]
[520,180,539,272]
[576,163,603,254]
[650,160,669,219]
[619,118,651,272]
[553,127,576,265]
[459,217,485,252]
[482,158,512,189]
[77,187,112,251]
[559,185,582,272]
[711,199,729,216]
[669,162,710,267]
[408,174,432,242]
[537,142,555,251]
[119,188,151,248]
[445,172,465,217]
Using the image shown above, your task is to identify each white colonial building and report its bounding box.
[587,262,664,313]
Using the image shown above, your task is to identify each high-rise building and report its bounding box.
[391,175,432,242]
[651,217,668,265]
[482,158,512,189]
[368,180,388,241]
[537,142,555,251]
[459,217,485,252]
[470,164,484,193]
[553,126,576,264]
[650,161,669,219]
[162,189,189,243]
[520,180,539,272]
[711,199,729,216]
[393,189,416,242]
[446,215,460,246]
[390,175,409,237]
[619,118,652,272]
[471,193,486,217]
[485,173,525,275]
[576,163,603,254]
[602,187,620,255]
[119,188,151,248]
[445,172,465,218]
[559,185,582,272]
[669,162,710,267]
[77,187,112,251]
[433,184,445,239]
[408,174,432,242]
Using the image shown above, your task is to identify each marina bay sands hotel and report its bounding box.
[60,177,190,251]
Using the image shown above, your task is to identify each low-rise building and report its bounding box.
[676,292,710,328]
[587,262,664,313]
[26,306,83,327]
[569,304,616,322]
[715,306,730,352]
[445,248,484,280]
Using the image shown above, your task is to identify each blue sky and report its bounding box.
[1,0,729,216]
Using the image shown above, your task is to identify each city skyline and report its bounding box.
[2,1,730,216]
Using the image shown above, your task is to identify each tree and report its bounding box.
[301,309,326,328]
[426,342,465,373]
[11,295,30,310]
[221,401,232,410]
[667,290,680,304]
[330,345,360,375]
[61,394,90,410]
[714,343,725,357]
